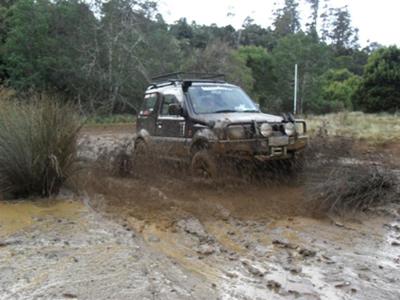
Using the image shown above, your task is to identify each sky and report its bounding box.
[158,0,400,47]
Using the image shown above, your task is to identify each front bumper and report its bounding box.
[211,135,308,161]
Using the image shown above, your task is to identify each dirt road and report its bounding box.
[0,125,399,300]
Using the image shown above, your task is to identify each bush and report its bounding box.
[320,69,360,111]
[0,97,82,198]
[354,46,400,112]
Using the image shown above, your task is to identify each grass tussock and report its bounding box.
[0,97,82,198]
[304,136,399,214]
[309,164,398,213]
[306,111,400,144]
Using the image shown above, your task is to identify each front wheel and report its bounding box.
[190,150,218,180]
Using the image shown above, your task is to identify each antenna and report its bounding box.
[293,64,298,115]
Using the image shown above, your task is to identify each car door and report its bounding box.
[137,93,159,137]
[155,94,187,158]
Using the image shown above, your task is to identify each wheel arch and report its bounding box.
[135,129,151,146]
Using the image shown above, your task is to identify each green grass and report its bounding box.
[306,112,400,144]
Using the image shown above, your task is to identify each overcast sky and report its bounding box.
[158,0,399,47]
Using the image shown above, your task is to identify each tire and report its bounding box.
[190,150,218,180]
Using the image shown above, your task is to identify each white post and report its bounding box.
[293,64,298,115]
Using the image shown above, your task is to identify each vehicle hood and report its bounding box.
[193,112,283,126]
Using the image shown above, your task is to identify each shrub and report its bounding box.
[0,97,82,198]
[354,46,400,112]
[320,69,360,111]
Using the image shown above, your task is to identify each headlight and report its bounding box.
[284,122,296,136]
[260,123,273,137]
[227,125,245,139]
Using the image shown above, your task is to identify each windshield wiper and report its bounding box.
[240,110,259,112]
[213,109,237,113]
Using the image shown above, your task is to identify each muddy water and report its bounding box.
[4,187,399,300]
[137,212,400,299]
[0,199,217,299]
[0,200,82,237]
[84,171,400,300]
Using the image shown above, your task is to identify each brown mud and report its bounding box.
[84,169,400,300]
[1,126,400,299]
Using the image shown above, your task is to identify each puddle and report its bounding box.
[0,200,83,238]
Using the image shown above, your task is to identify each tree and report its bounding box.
[354,46,400,112]
[321,6,359,56]
[271,32,332,113]
[96,0,181,113]
[0,3,8,81]
[272,0,301,38]
[0,0,371,117]
[235,46,276,109]
[3,0,54,90]
[239,18,275,50]
[170,18,193,41]
[334,49,368,75]
[305,0,320,36]
[318,68,360,113]
[184,40,253,92]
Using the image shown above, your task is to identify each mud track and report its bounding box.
[0,125,399,300]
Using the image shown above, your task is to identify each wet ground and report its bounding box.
[84,174,400,300]
[0,198,216,299]
[1,125,399,300]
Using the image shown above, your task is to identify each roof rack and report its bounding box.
[151,72,225,83]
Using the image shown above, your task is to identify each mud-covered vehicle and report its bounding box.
[134,73,307,178]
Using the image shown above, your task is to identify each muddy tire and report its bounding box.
[190,150,218,180]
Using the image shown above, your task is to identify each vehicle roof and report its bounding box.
[145,81,238,94]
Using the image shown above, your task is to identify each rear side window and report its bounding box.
[140,94,158,116]
[160,95,179,116]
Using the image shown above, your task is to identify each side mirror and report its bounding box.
[168,103,183,116]
[254,103,260,110]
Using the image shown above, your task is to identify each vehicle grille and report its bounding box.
[227,123,285,139]
[270,123,285,136]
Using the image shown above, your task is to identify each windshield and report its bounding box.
[188,85,259,114]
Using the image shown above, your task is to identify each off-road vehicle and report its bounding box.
[133,73,307,178]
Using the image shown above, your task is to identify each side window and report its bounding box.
[140,94,158,116]
[160,95,179,116]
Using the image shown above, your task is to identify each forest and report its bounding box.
[0,0,399,115]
